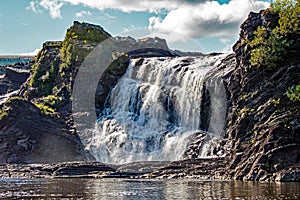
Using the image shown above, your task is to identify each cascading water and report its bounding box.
[86,54,228,164]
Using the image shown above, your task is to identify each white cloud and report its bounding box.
[28,0,209,15]
[101,13,116,20]
[148,0,269,41]
[26,1,42,13]
[19,49,41,56]
[40,0,63,19]
[26,0,269,38]
[75,10,91,18]
[61,0,183,13]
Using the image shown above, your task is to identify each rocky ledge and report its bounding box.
[0,159,298,182]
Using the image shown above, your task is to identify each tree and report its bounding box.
[248,0,300,69]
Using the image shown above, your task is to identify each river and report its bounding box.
[0,178,299,199]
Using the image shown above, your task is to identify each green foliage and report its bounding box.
[0,111,8,120]
[42,95,64,107]
[248,0,300,69]
[0,97,24,120]
[287,82,300,102]
[271,0,300,35]
[29,57,60,96]
[34,103,55,115]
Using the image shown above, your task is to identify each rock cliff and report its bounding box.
[225,9,300,181]
[0,98,88,163]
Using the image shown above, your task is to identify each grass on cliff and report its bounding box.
[248,0,300,70]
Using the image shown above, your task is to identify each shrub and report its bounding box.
[42,95,64,107]
[248,0,300,69]
[287,83,300,102]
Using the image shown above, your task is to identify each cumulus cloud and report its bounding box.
[62,0,186,13]
[75,10,91,18]
[26,1,42,13]
[28,0,213,15]
[26,0,269,40]
[148,0,269,40]
[40,0,63,19]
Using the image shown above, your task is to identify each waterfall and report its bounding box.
[86,54,227,164]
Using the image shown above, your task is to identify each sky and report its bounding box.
[0,0,271,55]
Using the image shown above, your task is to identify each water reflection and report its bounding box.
[0,178,299,199]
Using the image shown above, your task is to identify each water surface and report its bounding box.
[0,57,32,66]
[0,178,299,199]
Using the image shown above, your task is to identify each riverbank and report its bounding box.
[0,159,299,182]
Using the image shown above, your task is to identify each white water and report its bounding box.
[86,55,227,164]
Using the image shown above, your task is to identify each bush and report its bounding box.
[287,83,300,102]
[248,0,300,69]
[29,52,60,96]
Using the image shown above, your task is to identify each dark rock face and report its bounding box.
[114,36,169,51]
[140,158,228,179]
[0,67,30,96]
[95,55,130,117]
[128,48,177,58]
[0,98,89,164]
[226,10,300,181]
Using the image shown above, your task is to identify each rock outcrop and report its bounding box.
[225,9,300,181]
[0,98,89,164]
[0,67,30,105]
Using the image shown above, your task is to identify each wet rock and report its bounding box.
[140,158,229,180]
[274,165,300,182]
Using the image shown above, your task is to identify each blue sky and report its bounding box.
[0,0,270,55]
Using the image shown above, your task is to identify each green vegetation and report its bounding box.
[5,96,24,104]
[287,82,300,102]
[0,111,8,120]
[34,103,55,115]
[30,58,60,96]
[41,95,64,107]
[28,22,111,107]
[0,97,24,120]
[59,23,109,75]
[248,0,300,69]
